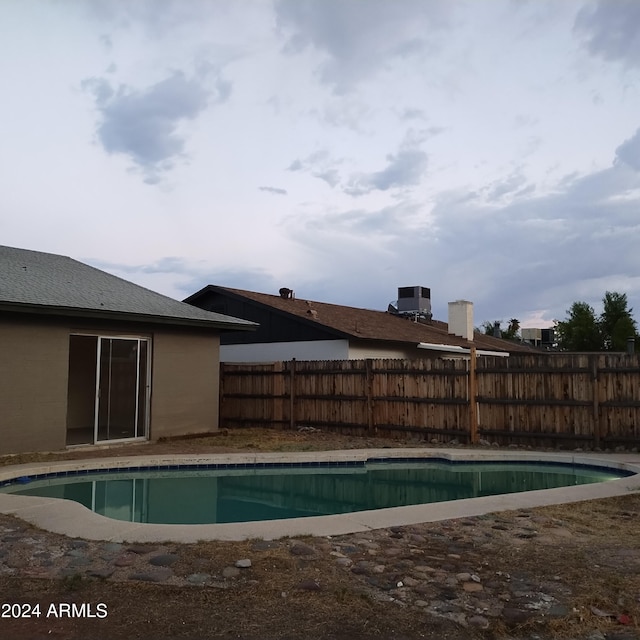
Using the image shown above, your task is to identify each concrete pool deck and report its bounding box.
[1,448,640,543]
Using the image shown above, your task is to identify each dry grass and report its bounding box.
[0,427,421,468]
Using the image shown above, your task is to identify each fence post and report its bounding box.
[469,347,478,444]
[219,363,225,426]
[272,361,283,429]
[366,358,374,435]
[590,355,601,449]
[289,358,296,431]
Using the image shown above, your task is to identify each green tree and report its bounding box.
[555,291,639,351]
[504,318,520,340]
[480,321,499,336]
[555,302,603,351]
[480,319,520,341]
[600,291,638,351]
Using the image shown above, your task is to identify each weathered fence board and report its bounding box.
[220,354,640,448]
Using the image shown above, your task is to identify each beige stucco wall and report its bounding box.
[0,319,69,455]
[1,315,222,455]
[150,330,220,439]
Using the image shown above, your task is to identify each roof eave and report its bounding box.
[0,302,258,332]
[418,342,510,357]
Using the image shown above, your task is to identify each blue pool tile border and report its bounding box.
[0,456,634,488]
[368,456,636,475]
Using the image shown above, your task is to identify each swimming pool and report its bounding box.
[1,449,639,542]
[0,459,629,525]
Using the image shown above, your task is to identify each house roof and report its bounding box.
[186,285,535,353]
[0,246,257,331]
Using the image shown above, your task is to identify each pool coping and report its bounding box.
[1,448,640,543]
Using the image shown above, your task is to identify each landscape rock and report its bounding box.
[113,554,136,567]
[149,554,178,567]
[502,607,532,624]
[127,545,156,555]
[467,615,490,629]
[128,568,173,582]
[289,541,316,556]
[297,579,321,591]
[88,568,115,579]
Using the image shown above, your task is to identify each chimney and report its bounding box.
[448,300,474,341]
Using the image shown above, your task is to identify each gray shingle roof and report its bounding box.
[0,246,257,331]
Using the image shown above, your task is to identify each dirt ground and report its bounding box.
[1,428,640,640]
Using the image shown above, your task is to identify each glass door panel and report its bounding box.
[136,340,149,438]
[97,338,147,442]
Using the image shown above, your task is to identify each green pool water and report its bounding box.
[0,460,627,525]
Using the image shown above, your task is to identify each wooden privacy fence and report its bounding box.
[219,353,640,449]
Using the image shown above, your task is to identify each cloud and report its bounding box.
[399,108,428,121]
[87,0,210,38]
[89,257,280,302]
[287,149,343,188]
[281,143,640,325]
[259,186,288,195]
[287,149,330,171]
[288,134,429,196]
[485,172,531,202]
[275,0,451,92]
[314,170,340,188]
[421,163,640,322]
[615,128,640,171]
[574,0,640,68]
[344,148,428,196]
[82,70,230,183]
[298,202,417,237]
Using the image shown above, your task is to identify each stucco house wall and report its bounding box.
[0,316,224,455]
[151,330,221,438]
[0,318,69,455]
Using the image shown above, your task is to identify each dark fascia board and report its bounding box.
[184,285,352,340]
[0,301,258,332]
[183,285,214,304]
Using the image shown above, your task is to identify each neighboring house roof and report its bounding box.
[0,246,257,331]
[186,285,534,352]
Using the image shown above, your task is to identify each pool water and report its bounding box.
[0,460,628,525]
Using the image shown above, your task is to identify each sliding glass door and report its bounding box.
[97,338,149,441]
[67,335,150,445]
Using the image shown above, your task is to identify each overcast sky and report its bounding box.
[2,0,639,328]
